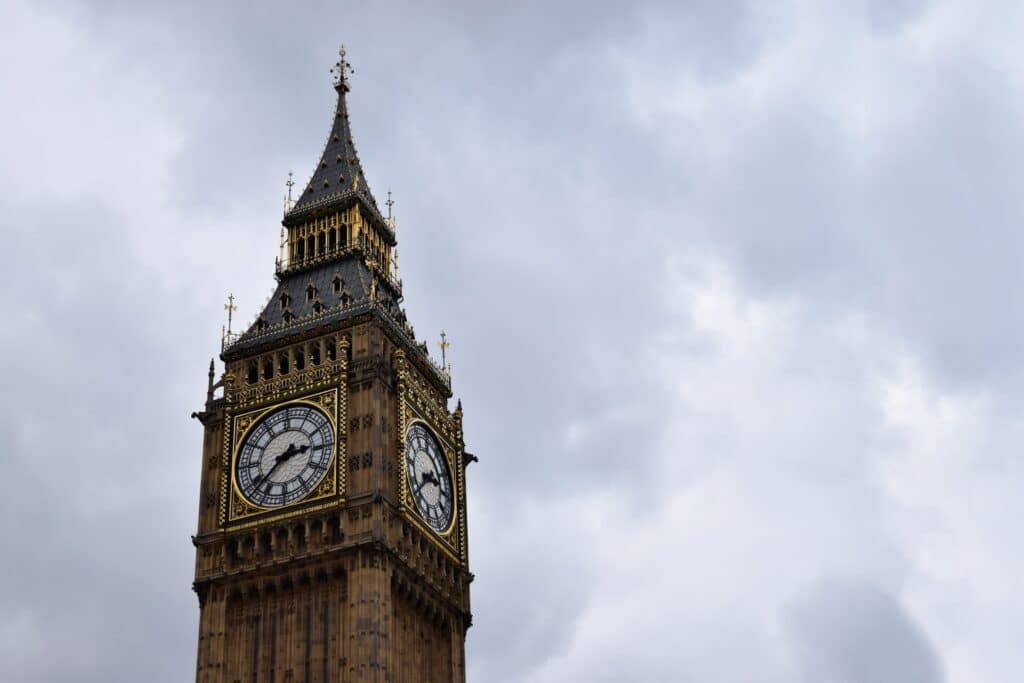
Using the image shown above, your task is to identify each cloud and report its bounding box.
[787,579,943,683]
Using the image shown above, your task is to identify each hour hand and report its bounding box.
[276,443,309,463]
[421,470,439,487]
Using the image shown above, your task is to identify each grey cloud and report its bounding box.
[2,0,1019,681]
[788,579,945,683]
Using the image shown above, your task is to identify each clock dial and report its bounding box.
[236,404,335,508]
[404,423,453,532]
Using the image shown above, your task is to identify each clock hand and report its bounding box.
[252,443,308,488]
[420,470,439,487]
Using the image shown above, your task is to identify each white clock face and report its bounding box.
[405,423,453,532]
[236,404,334,508]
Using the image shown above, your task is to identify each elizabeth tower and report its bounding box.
[191,49,474,682]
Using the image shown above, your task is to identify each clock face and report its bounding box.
[236,404,335,508]
[405,423,453,532]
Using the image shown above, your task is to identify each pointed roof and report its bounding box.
[285,47,389,235]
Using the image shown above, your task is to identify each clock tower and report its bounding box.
[191,48,474,683]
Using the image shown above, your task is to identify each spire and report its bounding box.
[287,46,383,222]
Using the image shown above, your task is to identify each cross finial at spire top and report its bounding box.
[331,45,354,90]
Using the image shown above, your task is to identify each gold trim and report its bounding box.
[223,499,341,533]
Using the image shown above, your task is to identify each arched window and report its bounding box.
[306,284,317,302]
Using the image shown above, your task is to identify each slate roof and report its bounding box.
[285,80,388,236]
[226,258,378,355]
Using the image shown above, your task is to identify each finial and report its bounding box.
[284,170,295,213]
[224,293,237,334]
[392,250,400,279]
[207,358,216,401]
[331,45,354,91]
[386,189,398,231]
[437,330,450,367]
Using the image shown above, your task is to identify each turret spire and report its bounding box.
[287,46,385,224]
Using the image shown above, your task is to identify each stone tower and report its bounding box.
[191,48,474,683]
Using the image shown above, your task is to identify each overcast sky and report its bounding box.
[2,0,1023,681]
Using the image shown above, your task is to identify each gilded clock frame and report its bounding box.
[396,375,464,563]
[402,417,459,537]
[220,387,346,529]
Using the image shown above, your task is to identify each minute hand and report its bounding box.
[253,443,307,487]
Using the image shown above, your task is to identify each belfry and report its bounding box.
[191,47,474,682]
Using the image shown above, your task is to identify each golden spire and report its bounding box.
[224,293,237,334]
[284,170,294,214]
[437,330,450,367]
[386,189,397,232]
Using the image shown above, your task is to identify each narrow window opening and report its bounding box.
[328,229,337,252]
[306,284,317,302]
[317,232,326,255]
[294,349,305,371]
[246,361,258,385]
[326,339,337,361]
[278,353,289,375]
[262,359,273,380]
[310,344,321,366]
[332,276,342,293]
